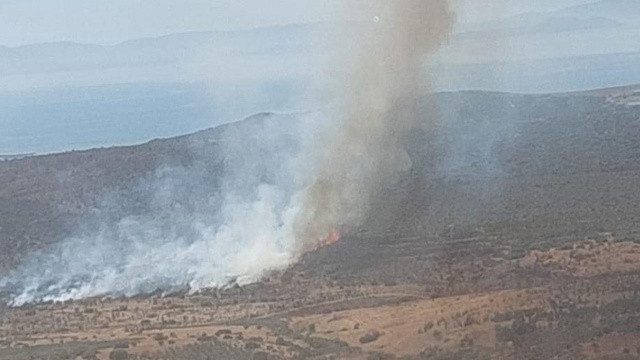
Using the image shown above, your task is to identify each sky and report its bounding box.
[0,0,599,47]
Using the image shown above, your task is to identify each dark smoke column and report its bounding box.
[293,0,454,252]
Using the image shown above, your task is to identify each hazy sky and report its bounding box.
[0,0,598,46]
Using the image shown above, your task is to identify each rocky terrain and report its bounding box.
[1,85,640,359]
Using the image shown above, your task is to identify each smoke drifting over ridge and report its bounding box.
[294,0,453,249]
[1,113,323,305]
[0,0,454,305]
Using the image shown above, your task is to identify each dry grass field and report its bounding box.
[3,238,640,359]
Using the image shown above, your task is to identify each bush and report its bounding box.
[245,342,261,350]
[215,329,232,336]
[109,349,129,360]
[460,335,474,347]
[252,352,269,360]
[359,331,381,344]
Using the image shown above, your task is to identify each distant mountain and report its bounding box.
[556,0,640,23]
[457,16,621,38]
[458,0,638,38]
[0,23,327,77]
[530,16,621,33]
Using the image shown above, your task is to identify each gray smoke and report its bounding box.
[293,0,454,250]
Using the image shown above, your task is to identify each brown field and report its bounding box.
[3,238,640,360]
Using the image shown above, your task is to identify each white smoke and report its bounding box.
[1,0,454,305]
[1,112,327,305]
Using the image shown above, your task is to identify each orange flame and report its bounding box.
[314,228,341,251]
[322,228,342,247]
[306,228,342,253]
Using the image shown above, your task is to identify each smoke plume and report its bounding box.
[1,112,323,305]
[294,0,454,250]
[0,0,454,305]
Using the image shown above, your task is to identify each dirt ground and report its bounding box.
[2,238,640,360]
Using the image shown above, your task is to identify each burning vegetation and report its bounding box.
[311,228,342,252]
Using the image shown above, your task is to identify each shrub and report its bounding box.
[245,342,261,350]
[109,349,129,360]
[359,331,381,344]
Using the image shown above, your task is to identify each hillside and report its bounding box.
[2,86,640,360]
[2,87,640,278]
